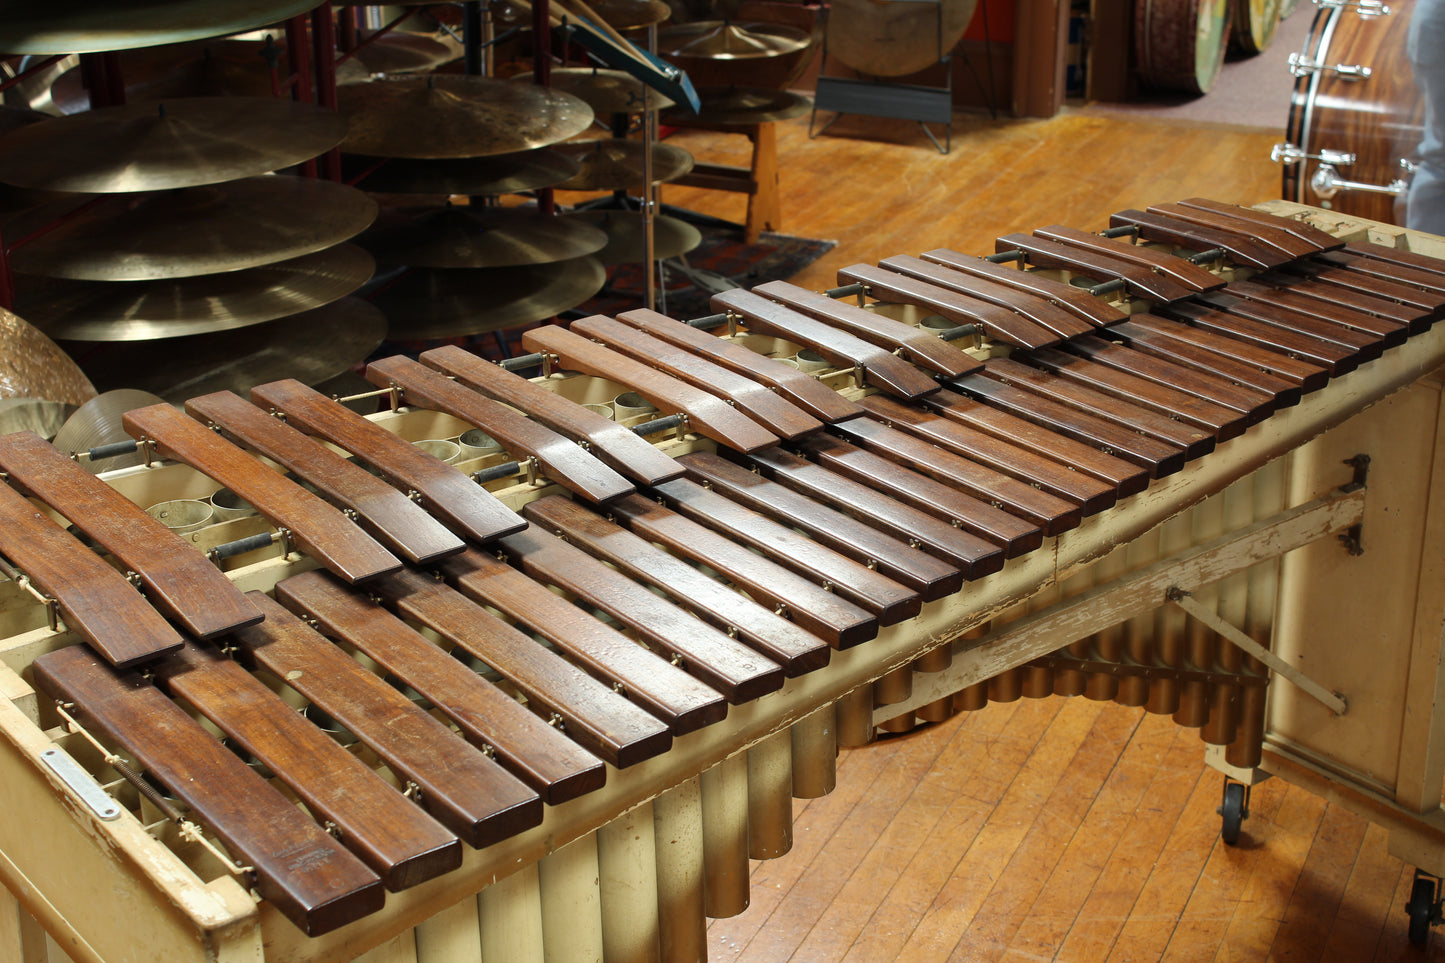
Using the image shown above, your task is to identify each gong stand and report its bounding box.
[809,0,957,154]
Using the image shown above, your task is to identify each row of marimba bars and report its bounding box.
[14,198,1445,941]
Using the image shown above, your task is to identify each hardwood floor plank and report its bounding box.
[1267,803,1369,961]
[1322,823,1411,962]
[1003,712,1187,960]
[889,698,1101,960]
[953,702,1148,961]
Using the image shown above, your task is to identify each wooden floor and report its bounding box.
[640,109,1445,961]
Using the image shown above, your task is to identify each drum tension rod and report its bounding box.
[1166,587,1348,716]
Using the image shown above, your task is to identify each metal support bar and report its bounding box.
[873,485,1367,724]
[1168,589,1348,715]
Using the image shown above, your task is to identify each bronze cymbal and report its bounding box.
[76,298,387,403]
[663,85,811,125]
[553,139,695,191]
[0,0,323,55]
[374,258,607,338]
[360,206,608,268]
[16,244,376,342]
[0,398,75,441]
[350,31,463,75]
[825,0,978,78]
[6,176,379,281]
[0,97,347,194]
[341,148,581,195]
[339,75,594,159]
[560,211,702,263]
[542,68,674,114]
[659,21,811,58]
[0,105,51,135]
[51,389,166,473]
[0,305,97,407]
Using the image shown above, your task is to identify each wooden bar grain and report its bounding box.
[614,308,866,423]
[996,232,1196,303]
[153,640,462,891]
[249,379,526,545]
[915,248,1127,327]
[31,644,384,936]
[0,475,185,668]
[124,402,402,584]
[185,390,466,565]
[878,253,1109,334]
[1107,209,1284,269]
[0,430,262,640]
[522,494,831,675]
[274,568,607,801]
[568,315,824,440]
[232,593,544,848]
[435,547,728,735]
[1030,224,1226,292]
[650,477,923,624]
[678,449,966,600]
[366,354,636,504]
[420,344,685,487]
[522,325,781,454]
[606,492,879,648]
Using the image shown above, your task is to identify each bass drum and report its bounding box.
[1280,0,1422,224]
[1135,0,1232,94]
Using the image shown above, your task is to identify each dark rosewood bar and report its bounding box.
[523,494,832,675]
[249,379,527,545]
[274,569,608,802]
[0,430,261,643]
[31,644,385,936]
[185,390,466,566]
[421,345,685,487]
[365,354,636,504]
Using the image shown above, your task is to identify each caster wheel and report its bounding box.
[1407,876,1436,946]
[1218,782,1246,846]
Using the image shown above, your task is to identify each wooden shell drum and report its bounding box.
[1229,0,1281,54]
[1135,0,1232,94]
[1280,0,1422,224]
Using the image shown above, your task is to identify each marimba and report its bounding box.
[4,199,1445,962]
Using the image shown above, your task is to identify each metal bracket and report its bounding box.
[1168,587,1348,715]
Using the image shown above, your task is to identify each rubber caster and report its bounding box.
[1406,872,1440,946]
[1216,780,1249,846]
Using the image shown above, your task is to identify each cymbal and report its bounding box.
[373,258,607,338]
[0,398,75,441]
[553,139,695,191]
[0,106,51,136]
[350,31,463,75]
[659,21,811,58]
[0,97,347,194]
[359,206,608,268]
[16,245,375,342]
[0,305,97,407]
[339,75,594,159]
[560,211,702,263]
[52,389,166,473]
[6,176,379,281]
[663,85,811,124]
[825,0,978,78]
[0,0,323,55]
[341,148,581,195]
[542,68,674,114]
[76,298,388,403]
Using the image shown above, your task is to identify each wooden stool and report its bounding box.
[667,120,780,243]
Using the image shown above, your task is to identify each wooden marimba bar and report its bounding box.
[4,199,1445,962]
